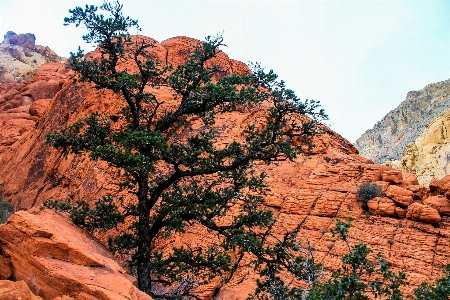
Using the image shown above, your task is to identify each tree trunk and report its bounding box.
[136,172,153,294]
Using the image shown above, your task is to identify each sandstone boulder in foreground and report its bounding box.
[0,210,151,300]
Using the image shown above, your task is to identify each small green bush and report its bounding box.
[0,200,14,224]
[356,182,383,210]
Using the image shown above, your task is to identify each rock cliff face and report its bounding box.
[0,62,70,151]
[387,111,450,186]
[0,31,64,83]
[355,79,450,164]
[1,36,450,299]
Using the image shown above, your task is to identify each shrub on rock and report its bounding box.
[356,182,383,210]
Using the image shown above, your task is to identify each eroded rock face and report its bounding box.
[0,280,43,300]
[406,202,442,224]
[0,210,151,300]
[355,79,450,165]
[0,62,70,148]
[0,31,64,83]
[0,35,449,298]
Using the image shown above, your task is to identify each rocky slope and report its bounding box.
[1,36,450,299]
[0,31,63,83]
[0,62,71,150]
[355,79,450,165]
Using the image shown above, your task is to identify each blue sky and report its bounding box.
[1,0,450,143]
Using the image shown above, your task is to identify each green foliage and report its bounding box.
[252,218,450,300]
[330,218,353,243]
[0,199,14,224]
[41,195,124,231]
[45,1,327,298]
[251,218,408,300]
[356,182,383,210]
[306,242,407,300]
[414,265,450,299]
[42,2,450,299]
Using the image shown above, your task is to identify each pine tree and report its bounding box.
[44,1,327,297]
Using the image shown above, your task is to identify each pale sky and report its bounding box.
[1,0,450,143]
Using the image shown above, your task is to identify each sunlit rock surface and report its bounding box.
[0,35,449,299]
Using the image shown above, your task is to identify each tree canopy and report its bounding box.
[43,1,450,299]
[45,1,327,298]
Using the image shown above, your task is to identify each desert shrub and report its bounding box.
[0,199,14,224]
[357,182,383,210]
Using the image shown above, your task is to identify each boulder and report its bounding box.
[395,206,406,218]
[367,197,397,217]
[406,184,428,200]
[374,180,390,192]
[385,185,414,206]
[402,172,419,185]
[429,178,442,195]
[423,195,450,215]
[406,202,441,224]
[381,170,403,184]
[439,174,450,193]
[0,210,152,300]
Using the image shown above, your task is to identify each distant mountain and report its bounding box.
[0,31,64,83]
[355,79,450,185]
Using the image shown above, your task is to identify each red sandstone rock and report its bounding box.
[406,184,428,200]
[29,98,51,117]
[429,178,441,195]
[0,255,12,280]
[0,35,449,298]
[406,202,441,224]
[374,180,390,192]
[385,185,414,206]
[0,210,152,300]
[395,206,407,218]
[423,195,450,215]
[439,174,450,189]
[0,280,43,300]
[367,197,397,217]
[402,172,419,185]
[0,62,68,112]
[382,170,403,183]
